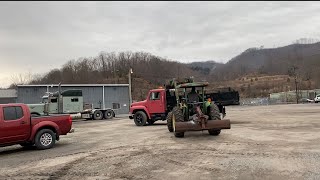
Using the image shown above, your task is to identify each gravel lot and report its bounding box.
[0,104,320,180]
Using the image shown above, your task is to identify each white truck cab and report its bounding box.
[315,95,320,103]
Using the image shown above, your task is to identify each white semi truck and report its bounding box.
[28,89,115,120]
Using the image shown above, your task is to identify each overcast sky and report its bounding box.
[1,1,320,88]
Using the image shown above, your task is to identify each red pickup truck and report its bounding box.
[0,104,73,150]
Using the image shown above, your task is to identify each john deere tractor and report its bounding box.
[166,78,231,138]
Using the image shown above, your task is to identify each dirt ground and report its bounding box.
[0,104,320,180]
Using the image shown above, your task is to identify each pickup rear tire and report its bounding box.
[34,129,56,150]
[134,111,147,126]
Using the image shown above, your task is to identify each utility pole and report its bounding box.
[113,62,116,84]
[288,65,299,104]
[128,68,133,106]
[58,82,62,113]
[292,65,299,104]
[294,75,299,104]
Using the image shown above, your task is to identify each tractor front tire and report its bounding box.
[208,103,221,136]
[134,111,147,126]
[172,107,185,138]
[166,112,173,132]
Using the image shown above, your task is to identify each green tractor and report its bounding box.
[166,78,231,138]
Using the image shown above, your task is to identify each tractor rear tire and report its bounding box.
[166,112,173,132]
[134,111,147,126]
[172,107,185,138]
[208,103,221,136]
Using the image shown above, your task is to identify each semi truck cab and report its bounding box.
[28,90,84,116]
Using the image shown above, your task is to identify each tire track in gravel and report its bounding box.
[47,156,87,180]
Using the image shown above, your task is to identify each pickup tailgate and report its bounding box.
[31,114,72,135]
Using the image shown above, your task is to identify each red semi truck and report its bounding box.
[0,103,73,150]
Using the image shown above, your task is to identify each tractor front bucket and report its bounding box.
[174,119,231,132]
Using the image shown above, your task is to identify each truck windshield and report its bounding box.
[42,98,49,103]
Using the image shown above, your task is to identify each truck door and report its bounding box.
[147,90,165,114]
[0,106,30,144]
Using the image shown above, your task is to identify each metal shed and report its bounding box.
[16,84,130,114]
[0,89,17,104]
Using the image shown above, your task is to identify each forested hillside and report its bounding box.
[12,41,320,100]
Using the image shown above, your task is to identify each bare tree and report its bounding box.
[10,72,34,86]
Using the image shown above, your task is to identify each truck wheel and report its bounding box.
[93,110,103,120]
[34,129,56,150]
[104,110,114,119]
[172,107,185,138]
[166,112,173,132]
[134,111,147,126]
[208,103,221,136]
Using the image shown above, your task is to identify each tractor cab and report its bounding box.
[175,82,209,120]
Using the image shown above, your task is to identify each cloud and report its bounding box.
[0,1,320,87]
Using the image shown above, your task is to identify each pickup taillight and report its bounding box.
[69,115,72,125]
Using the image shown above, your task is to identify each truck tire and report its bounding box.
[134,111,147,126]
[208,103,221,136]
[104,109,114,119]
[172,107,185,138]
[34,129,56,150]
[93,110,103,120]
